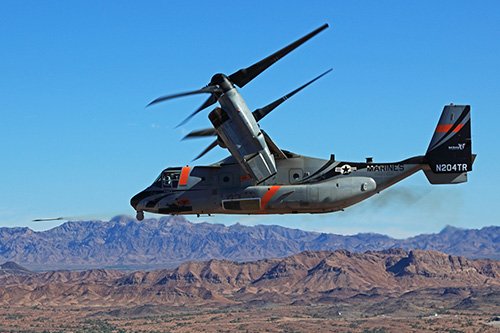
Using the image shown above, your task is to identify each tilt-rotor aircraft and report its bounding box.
[131,24,474,221]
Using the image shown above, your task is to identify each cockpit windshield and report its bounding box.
[153,168,182,188]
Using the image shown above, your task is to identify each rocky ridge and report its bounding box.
[0,215,498,270]
[0,249,498,308]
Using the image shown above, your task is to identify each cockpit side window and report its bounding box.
[153,168,182,189]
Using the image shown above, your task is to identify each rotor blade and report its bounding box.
[32,217,65,222]
[229,23,329,88]
[176,94,219,128]
[183,128,217,140]
[194,94,218,115]
[252,68,332,122]
[193,140,218,161]
[147,86,221,107]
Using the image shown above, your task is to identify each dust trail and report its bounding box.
[370,185,465,217]
[369,186,432,208]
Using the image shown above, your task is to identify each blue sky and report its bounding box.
[1,1,498,237]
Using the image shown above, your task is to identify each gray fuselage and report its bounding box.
[130,153,424,216]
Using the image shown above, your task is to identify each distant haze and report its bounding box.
[0,216,497,271]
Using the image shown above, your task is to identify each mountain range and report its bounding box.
[0,249,498,309]
[0,215,498,270]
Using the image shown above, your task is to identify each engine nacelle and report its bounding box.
[209,87,277,183]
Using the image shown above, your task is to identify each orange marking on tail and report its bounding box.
[436,124,453,133]
[436,123,464,133]
[179,166,190,186]
[260,186,281,210]
[452,124,464,132]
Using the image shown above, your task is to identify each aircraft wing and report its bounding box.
[262,130,287,160]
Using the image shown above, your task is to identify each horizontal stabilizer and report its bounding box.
[423,170,468,184]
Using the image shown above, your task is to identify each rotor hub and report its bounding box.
[210,73,233,91]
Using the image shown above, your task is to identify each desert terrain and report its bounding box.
[1,249,499,332]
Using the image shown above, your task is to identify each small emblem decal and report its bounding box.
[448,143,466,151]
[177,198,191,206]
[335,164,356,175]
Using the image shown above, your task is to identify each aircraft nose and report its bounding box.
[130,193,140,209]
[130,190,149,209]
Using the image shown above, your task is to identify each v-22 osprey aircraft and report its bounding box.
[131,24,474,221]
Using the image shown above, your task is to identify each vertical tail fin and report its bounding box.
[424,104,473,184]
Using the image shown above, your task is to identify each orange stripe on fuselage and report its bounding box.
[260,186,281,210]
[436,123,464,133]
[179,166,190,186]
